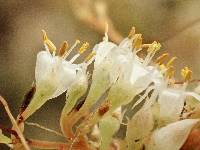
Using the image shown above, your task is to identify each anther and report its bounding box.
[42,30,56,53]
[59,41,69,57]
[181,67,192,82]
[63,40,80,59]
[79,42,89,54]
[147,41,161,53]
[156,53,169,65]
[133,34,142,49]
[166,66,175,79]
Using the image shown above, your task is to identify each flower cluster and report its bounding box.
[1,27,200,150]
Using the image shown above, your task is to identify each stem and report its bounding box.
[0,96,31,150]
[27,139,69,150]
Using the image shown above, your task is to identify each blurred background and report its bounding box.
[0,0,200,149]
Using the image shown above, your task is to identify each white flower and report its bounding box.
[157,86,186,124]
[60,65,88,136]
[156,67,200,125]
[126,101,154,150]
[93,40,117,67]
[77,35,125,113]
[35,51,79,98]
[107,38,163,112]
[147,119,199,150]
[21,32,87,120]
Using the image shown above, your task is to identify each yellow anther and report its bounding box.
[128,26,136,39]
[156,53,169,65]
[166,66,175,79]
[59,41,69,57]
[79,42,89,54]
[85,51,96,63]
[75,39,80,44]
[159,64,167,71]
[147,41,161,53]
[181,67,192,82]
[166,57,177,67]
[42,30,48,41]
[133,34,142,49]
[42,30,56,53]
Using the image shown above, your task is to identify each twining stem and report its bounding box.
[0,96,31,150]
[27,139,69,150]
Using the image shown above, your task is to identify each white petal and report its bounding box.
[186,92,200,102]
[158,89,185,123]
[129,62,152,94]
[118,38,132,49]
[51,58,78,98]
[35,51,55,85]
[195,85,200,94]
[111,48,134,82]
[147,119,199,150]
[126,106,154,150]
[147,66,164,88]
[130,62,149,84]
[93,41,117,66]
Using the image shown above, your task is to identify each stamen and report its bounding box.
[69,54,80,63]
[142,44,151,48]
[156,53,169,65]
[132,34,142,50]
[103,22,109,42]
[159,64,167,72]
[69,42,90,63]
[181,67,192,82]
[84,51,96,64]
[166,57,177,67]
[63,40,80,59]
[128,26,135,39]
[147,41,161,53]
[144,41,161,65]
[59,41,69,57]
[42,30,56,54]
[78,42,89,54]
[166,66,175,79]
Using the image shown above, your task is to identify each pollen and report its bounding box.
[156,53,169,65]
[133,34,142,49]
[59,41,69,57]
[84,51,96,63]
[181,67,192,82]
[147,41,161,53]
[42,30,57,53]
[79,42,89,54]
